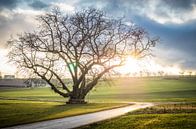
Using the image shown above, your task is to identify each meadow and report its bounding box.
[81,103,196,129]
[1,77,196,102]
[0,77,196,127]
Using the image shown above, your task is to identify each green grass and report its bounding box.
[1,78,196,102]
[0,77,196,127]
[81,103,196,129]
[89,78,196,102]
[0,100,128,128]
[0,87,64,101]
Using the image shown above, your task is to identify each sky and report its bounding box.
[0,0,196,76]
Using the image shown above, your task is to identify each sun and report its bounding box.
[118,56,141,74]
[116,56,182,76]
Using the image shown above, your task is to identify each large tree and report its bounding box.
[8,9,158,104]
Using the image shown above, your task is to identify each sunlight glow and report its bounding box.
[118,56,182,76]
[0,49,187,78]
[0,48,17,76]
[119,56,140,73]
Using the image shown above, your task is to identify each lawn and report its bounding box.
[0,100,128,128]
[89,77,196,102]
[0,77,196,128]
[81,103,196,129]
[1,77,196,102]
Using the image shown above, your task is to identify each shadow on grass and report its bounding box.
[0,100,126,128]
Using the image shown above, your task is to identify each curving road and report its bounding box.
[4,102,154,129]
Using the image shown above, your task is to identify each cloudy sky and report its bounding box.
[0,0,196,75]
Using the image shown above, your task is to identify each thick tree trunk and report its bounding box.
[66,90,87,104]
[66,98,87,104]
[66,96,87,104]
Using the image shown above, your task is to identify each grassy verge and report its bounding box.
[81,103,196,129]
[0,100,128,128]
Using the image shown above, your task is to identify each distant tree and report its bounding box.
[158,71,164,77]
[132,72,137,77]
[0,71,2,79]
[179,71,184,77]
[152,72,157,77]
[139,71,143,77]
[8,9,158,104]
[147,72,150,77]
[189,71,192,77]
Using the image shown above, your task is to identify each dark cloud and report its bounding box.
[161,0,196,10]
[0,0,20,10]
[135,16,196,55]
[28,0,49,9]
[0,9,37,48]
[132,15,196,69]
[181,60,196,70]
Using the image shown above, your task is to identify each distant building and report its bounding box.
[25,78,48,87]
[0,78,48,88]
[4,75,15,79]
[0,79,26,87]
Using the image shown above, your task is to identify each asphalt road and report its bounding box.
[4,102,154,129]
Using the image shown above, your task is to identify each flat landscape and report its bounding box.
[1,77,196,102]
[1,1,196,129]
[0,77,196,128]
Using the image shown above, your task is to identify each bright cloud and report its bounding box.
[0,48,17,75]
[146,3,196,24]
[51,3,75,13]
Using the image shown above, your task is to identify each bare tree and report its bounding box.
[8,9,158,104]
[179,71,184,77]
[0,71,2,79]
[189,71,192,77]
[158,71,164,77]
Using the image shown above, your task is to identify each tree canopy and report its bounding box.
[8,9,158,104]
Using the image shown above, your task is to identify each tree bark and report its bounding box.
[66,89,87,104]
[66,96,87,104]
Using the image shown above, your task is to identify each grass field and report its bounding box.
[90,77,196,102]
[0,100,128,127]
[1,77,196,102]
[81,103,196,129]
[0,77,196,128]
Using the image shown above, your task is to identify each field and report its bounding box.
[1,77,196,102]
[0,100,127,127]
[81,103,196,129]
[0,77,196,128]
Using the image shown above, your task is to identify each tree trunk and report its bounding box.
[66,96,87,104]
[66,90,87,104]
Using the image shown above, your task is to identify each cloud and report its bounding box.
[162,0,196,10]
[122,0,196,24]
[0,8,43,48]
[28,0,49,9]
[51,3,75,13]
[73,0,196,24]
[0,0,20,10]
[131,14,196,70]
[0,48,17,74]
[0,0,195,71]
[154,47,196,71]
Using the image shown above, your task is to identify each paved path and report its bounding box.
[5,102,154,129]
